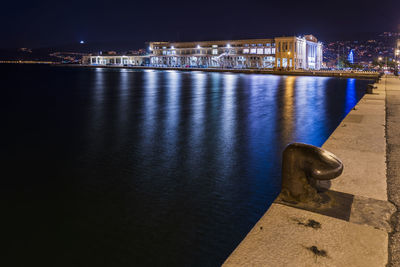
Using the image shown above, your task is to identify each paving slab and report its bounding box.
[321,85,387,201]
[223,204,388,267]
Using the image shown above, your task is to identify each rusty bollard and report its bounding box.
[279,143,343,205]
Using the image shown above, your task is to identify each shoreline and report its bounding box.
[57,64,380,79]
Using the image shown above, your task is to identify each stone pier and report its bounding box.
[223,76,399,266]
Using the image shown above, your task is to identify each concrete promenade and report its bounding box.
[224,76,400,266]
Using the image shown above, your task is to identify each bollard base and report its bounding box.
[275,189,354,221]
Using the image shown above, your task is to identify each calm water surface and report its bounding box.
[2,65,370,266]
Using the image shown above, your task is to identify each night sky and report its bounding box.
[2,0,400,49]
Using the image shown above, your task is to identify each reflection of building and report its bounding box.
[149,35,322,70]
[83,35,323,70]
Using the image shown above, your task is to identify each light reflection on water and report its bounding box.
[3,65,370,267]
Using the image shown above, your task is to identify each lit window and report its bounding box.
[282,58,288,67]
[250,48,257,54]
[212,49,218,55]
[243,48,249,54]
[271,48,276,54]
[277,58,281,67]
[265,48,271,54]
[257,48,263,54]
[212,45,218,48]
[263,56,275,68]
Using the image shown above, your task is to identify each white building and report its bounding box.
[149,35,323,70]
[83,35,323,70]
[82,54,148,66]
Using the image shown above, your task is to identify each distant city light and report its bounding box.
[348,50,354,64]
[80,40,85,44]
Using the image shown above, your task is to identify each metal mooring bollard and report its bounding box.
[279,143,343,204]
[367,84,376,94]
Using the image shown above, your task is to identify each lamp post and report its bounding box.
[378,57,387,72]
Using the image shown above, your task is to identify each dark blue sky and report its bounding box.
[2,0,400,49]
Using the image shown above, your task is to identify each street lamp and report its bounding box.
[378,57,388,71]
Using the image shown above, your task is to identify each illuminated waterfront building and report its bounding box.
[84,35,323,70]
[149,35,322,70]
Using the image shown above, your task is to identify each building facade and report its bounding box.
[149,35,323,70]
[83,35,323,70]
[82,54,148,66]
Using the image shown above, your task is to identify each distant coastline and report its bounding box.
[0,60,56,64]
